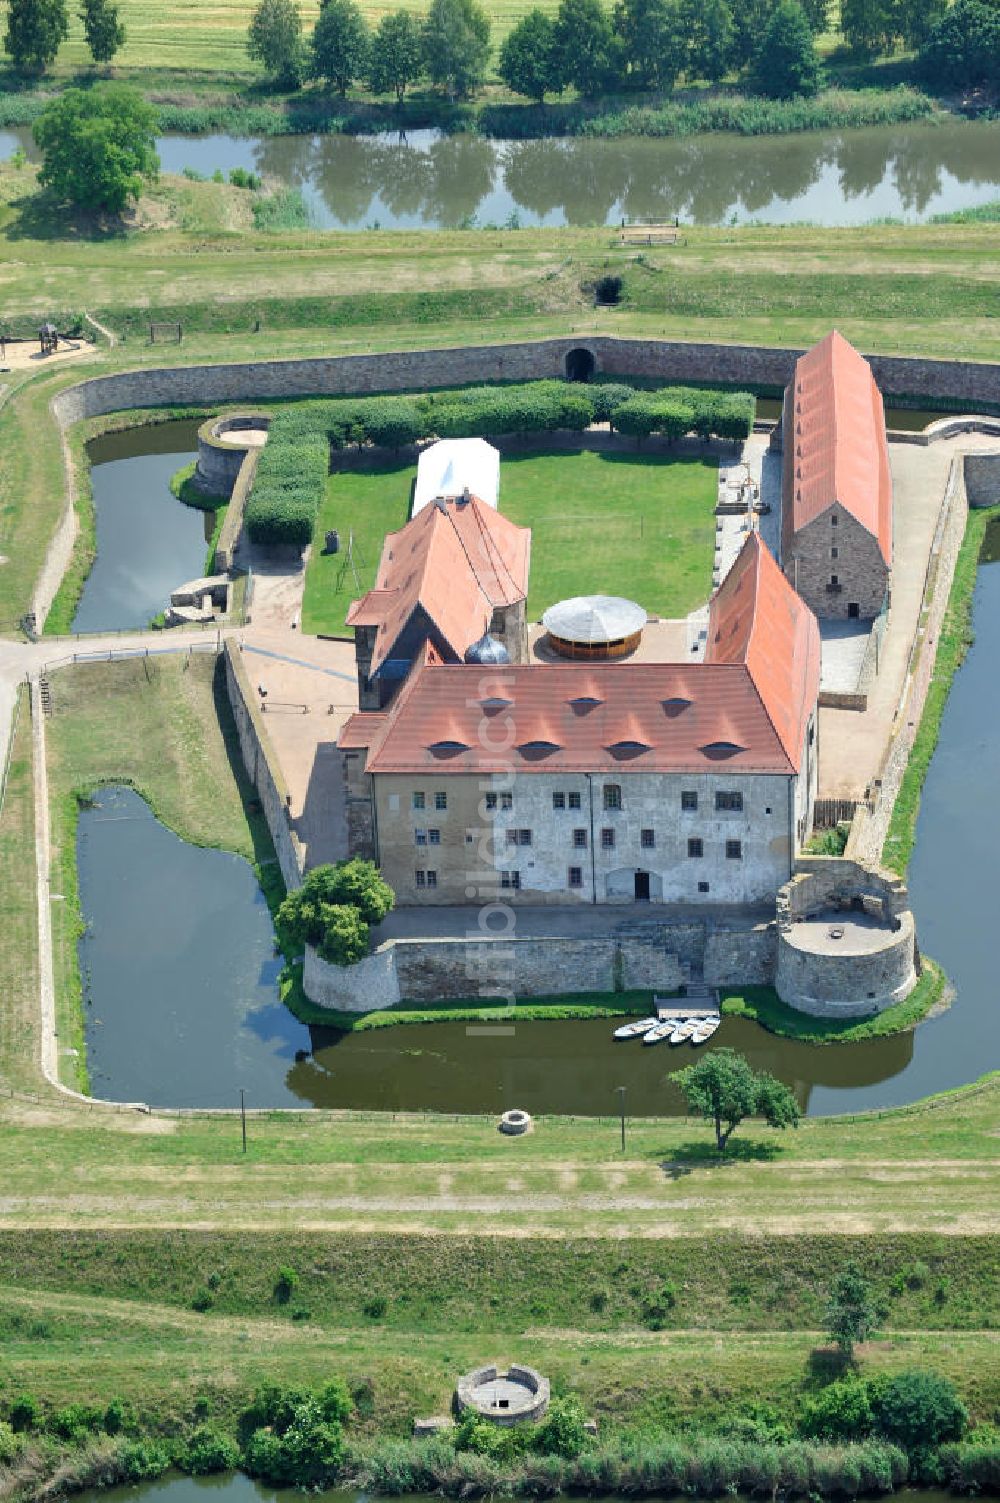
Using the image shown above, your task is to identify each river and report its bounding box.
[2,119,1000,227]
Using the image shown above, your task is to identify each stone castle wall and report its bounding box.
[223,640,304,891]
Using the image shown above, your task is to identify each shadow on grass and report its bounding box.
[4,187,131,243]
[659,1137,785,1178]
[805,1344,853,1386]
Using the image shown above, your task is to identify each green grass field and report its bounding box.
[301,449,717,633]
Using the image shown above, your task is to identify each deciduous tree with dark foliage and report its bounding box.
[919,0,1000,88]
[247,0,305,88]
[368,9,424,100]
[422,0,491,98]
[552,0,615,93]
[748,0,823,96]
[311,0,370,95]
[673,1047,799,1153]
[498,8,559,101]
[79,0,125,64]
[4,0,68,74]
[32,84,158,213]
[824,1261,881,1360]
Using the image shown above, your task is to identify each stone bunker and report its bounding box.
[776,859,918,1017]
[456,1364,550,1427]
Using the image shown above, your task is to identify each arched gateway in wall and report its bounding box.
[565,347,597,382]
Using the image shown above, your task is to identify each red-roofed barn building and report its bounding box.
[340,534,820,907]
[780,330,892,620]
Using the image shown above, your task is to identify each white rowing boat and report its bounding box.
[613,1016,659,1039]
[642,1019,679,1045]
[689,1015,721,1046]
[668,1019,699,1044]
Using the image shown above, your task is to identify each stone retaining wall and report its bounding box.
[775,910,917,1017]
[846,455,969,867]
[46,338,1000,428]
[223,640,304,891]
[964,451,1000,508]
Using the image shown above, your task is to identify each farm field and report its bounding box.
[301,449,717,634]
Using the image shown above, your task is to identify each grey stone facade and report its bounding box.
[783,505,890,620]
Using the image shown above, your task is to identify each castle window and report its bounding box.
[426,870,437,888]
[641,828,655,849]
[415,829,427,846]
[568,791,582,809]
[601,828,615,850]
[484,793,497,811]
[552,792,566,809]
[603,784,622,811]
[568,866,583,888]
[428,829,441,845]
[501,792,513,810]
[500,870,521,890]
[573,828,588,849]
[412,792,425,809]
[434,791,447,810]
[698,880,710,893]
[506,828,532,846]
[688,838,703,858]
[715,791,743,812]
[726,839,743,860]
[681,791,698,811]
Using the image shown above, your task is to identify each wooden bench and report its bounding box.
[619,226,680,245]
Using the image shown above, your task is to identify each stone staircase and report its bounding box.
[679,960,719,1011]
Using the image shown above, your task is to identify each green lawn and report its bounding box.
[501,448,717,619]
[302,461,412,635]
[301,449,716,634]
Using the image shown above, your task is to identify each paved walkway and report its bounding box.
[375,899,774,943]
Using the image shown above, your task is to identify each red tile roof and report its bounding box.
[783,330,892,565]
[346,496,530,676]
[705,531,821,768]
[342,534,819,777]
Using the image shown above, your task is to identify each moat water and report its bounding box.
[65,1471,960,1503]
[72,421,208,634]
[2,118,1000,226]
[71,439,999,1114]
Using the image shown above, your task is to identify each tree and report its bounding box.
[682,0,734,81]
[275,860,394,958]
[532,1395,590,1458]
[32,84,158,213]
[368,9,424,99]
[919,0,1000,88]
[79,0,124,63]
[825,1261,881,1360]
[422,0,491,98]
[673,1048,800,1153]
[875,1371,967,1458]
[552,0,615,93]
[748,0,822,96]
[4,0,68,74]
[311,0,370,94]
[248,0,305,87]
[612,0,687,88]
[498,8,559,101]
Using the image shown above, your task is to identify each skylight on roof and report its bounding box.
[517,740,561,760]
[662,697,691,717]
[701,741,746,759]
[428,740,471,757]
[607,740,650,760]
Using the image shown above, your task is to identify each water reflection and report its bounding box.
[3,119,1000,227]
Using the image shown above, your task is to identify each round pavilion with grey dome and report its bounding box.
[541,595,647,660]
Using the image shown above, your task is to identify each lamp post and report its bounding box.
[240,1088,247,1154]
[616,1085,626,1153]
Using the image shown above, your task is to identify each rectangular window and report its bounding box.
[698,880,710,893]
[715,791,743,812]
[603,784,622,810]
[831,514,838,526]
[552,792,566,810]
[500,870,521,890]
[500,792,513,811]
[414,829,427,846]
[641,828,655,849]
[831,574,839,587]
[681,791,698,811]
[484,792,497,811]
[412,792,425,810]
[506,828,532,847]
[428,829,441,846]
[415,870,426,887]
[831,546,839,559]
[601,828,615,850]
[568,791,582,810]
[688,838,703,858]
[434,792,447,810]
[568,866,583,889]
[426,870,437,888]
[573,828,588,849]
[726,839,742,860]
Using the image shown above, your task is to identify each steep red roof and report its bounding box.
[783,330,892,565]
[706,531,821,769]
[341,537,819,777]
[346,496,530,675]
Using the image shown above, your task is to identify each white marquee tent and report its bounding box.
[413,438,501,515]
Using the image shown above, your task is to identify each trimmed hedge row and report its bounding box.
[244,379,756,546]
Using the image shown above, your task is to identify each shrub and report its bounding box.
[49,1403,103,1441]
[180,1425,242,1474]
[875,1370,967,1457]
[642,1279,677,1330]
[939,1440,1000,1494]
[320,1378,353,1425]
[191,1287,214,1312]
[591,382,635,424]
[274,1265,299,1303]
[0,1422,21,1465]
[9,1394,40,1432]
[362,1294,388,1319]
[243,1394,346,1487]
[532,1395,590,1459]
[800,1376,874,1441]
[115,1438,173,1482]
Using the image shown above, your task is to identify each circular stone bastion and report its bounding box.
[775,860,918,1018]
[196,412,271,494]
[456,1365,550,1427]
